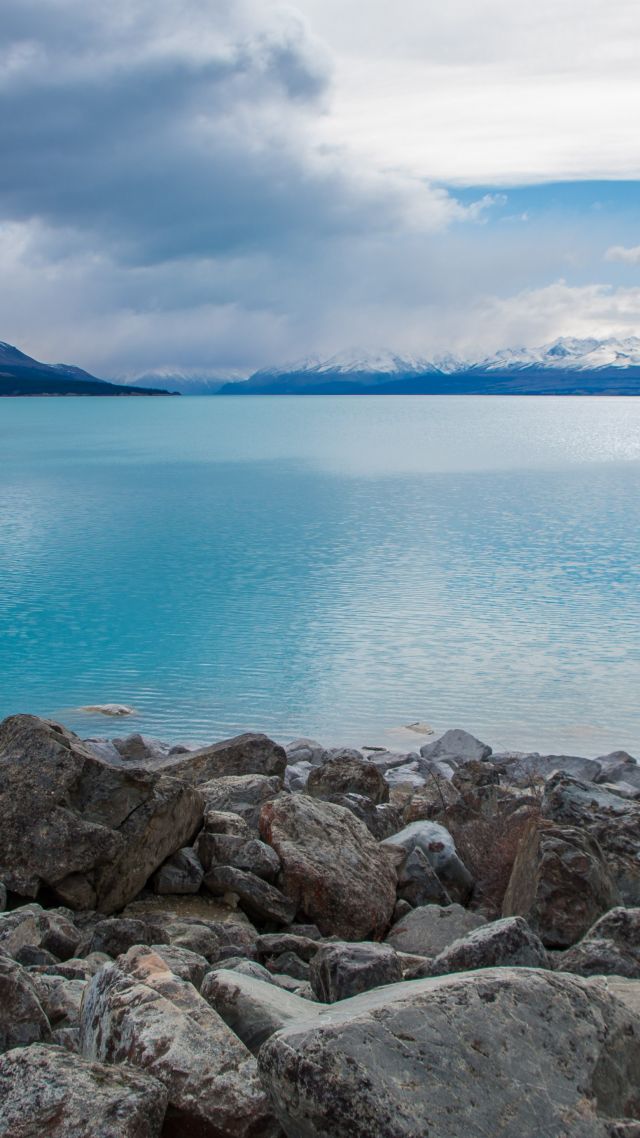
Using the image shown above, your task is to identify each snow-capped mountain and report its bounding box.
[118,367,247,395]
[250,337,640,381]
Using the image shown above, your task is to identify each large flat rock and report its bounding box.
[258,967,640,1138]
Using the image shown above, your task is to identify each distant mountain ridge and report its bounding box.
[220,337,640,395]
[0,342,174,396]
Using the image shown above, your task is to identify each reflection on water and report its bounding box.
[1,396,639,755]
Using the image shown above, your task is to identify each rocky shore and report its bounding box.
[1,714,640,1136]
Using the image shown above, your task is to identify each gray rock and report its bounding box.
[542,773,640,905]
[314,792,402,841]
[266,951,309,981]
[394,845,453,907]
[285,738,328,767]
[14,945,58,968]
[201,968,317,1054]
[148,943,209,987]
[256,933,321,964]
[0,957,50,1053]
[492,751,602,786]
[595,752,640,789]
[260,795,397,940]
[385,903,487,956]
[558,908,640,978]
[112,733,173,764]
[85,917,168,958]
[204,865,297,925]
[0,714,203,913]
[0,1043,168,1137]
[0,884,5,912]
[156,732,286,783]
[362,750,420,771]
[79,947,279,1137]
[419,728,492,767]
[200,809,252,836]
[383,762,427,789]
[307,755,389,804]
[151,847,203,894]
[195,832,280,881]
[382,820,474,904]
[310,941,403,1003]
[0,911,41,959]
[258,967,640,1138]
[28,973,86,1028]
[284,761,312,791]
[430,916,548,975]
[503,817,620,947]
[200,774,283,831]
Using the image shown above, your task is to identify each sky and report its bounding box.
[1,0,640,378]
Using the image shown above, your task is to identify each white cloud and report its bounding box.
[605,245,640,264]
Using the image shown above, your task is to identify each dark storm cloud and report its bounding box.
[0,0,347,263]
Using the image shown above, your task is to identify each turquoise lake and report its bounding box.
[1,395,639,756]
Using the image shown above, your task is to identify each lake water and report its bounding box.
[1,396,639,756]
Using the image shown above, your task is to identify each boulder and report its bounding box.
[284,738,328,767]
[201,968,316,1053]
[200,809,252,837]
[200,774,283,831]
[558,908,640,978]
[256,933,321,964]
[419,728,492,767]
[492,751,602,786]
[430,916,548,975]
[310,793,401,841]
[0,883,6,911]
[284,761,312,791]
[0,1043,167,1137]
[306,756,389,804]
[381,820,474,904]
[542,772,640,904]
[27,973,85,1029]
[0,911,41,959]
[204,865,297,925]
[151,847,203,894]
[362,750,420,771]
[79,948,278,1137]
[259,795,397,940]
[393,845,453,906]
[258,968,640,1138]
[595,752,640,789]
[0,957,51,1053]
[147,944,209,987]
[309,942,403,1003]
[385,903,487,956]
[84,917,168,958]
[112,733,173,765]
[502,818,620,947]
[195,832,280,881]
[0,715,203,912]
[383,762,426,790]
[157,733,286,783]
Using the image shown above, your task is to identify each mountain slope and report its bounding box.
[0,342,175,396]
[220,338,640,395]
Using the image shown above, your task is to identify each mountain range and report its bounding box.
[3,336,640,396]
[217,337,640,395]
[0,342,174,396]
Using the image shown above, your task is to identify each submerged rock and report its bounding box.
[258,967,640,1138]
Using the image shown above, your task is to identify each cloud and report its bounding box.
[605,245,640,264]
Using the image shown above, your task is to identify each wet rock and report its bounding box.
[151,847,203,894]
[309,941,403,1002]
[558,908,640,978]
[79,704,137,717]
[0,1042,168,1137]
[80,948,279,1137]
[0,715,203,913]
[430,916,548,975]
[204,865,297,925]
[260,795,397,940]
[258,967,640,1138]
[201,968,317,1053]
[542,773,640,904]
[381,820,474,904]
[0,957,51,1053]
[385,903,487,956]
[419,728,492,768]
[158,733,286,783]
[503,817,620,947]
[200,774,283,832]
[307,755,389,805]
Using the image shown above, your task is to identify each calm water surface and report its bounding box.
[1,396,639,755]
